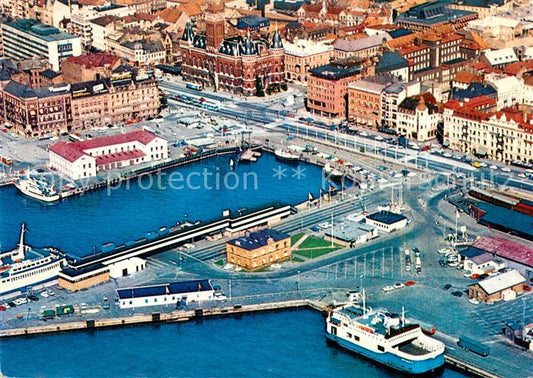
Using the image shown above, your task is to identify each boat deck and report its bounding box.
[398,342,431,356]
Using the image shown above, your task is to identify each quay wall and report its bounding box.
[0,299,499,378]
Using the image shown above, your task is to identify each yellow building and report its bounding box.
[226,229,291,271]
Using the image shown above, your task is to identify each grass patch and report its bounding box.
[291,233,305,246]
[296,247,340,259]
[215,259,224,266]
[291,256,305,262]
[293,235,342,259]
[298,236,341,250]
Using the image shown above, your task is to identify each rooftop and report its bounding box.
[366,211,407,225]
[452,82,497,100]
[398,2,477,25]
[333,33,391,52]
[116,279,213,299]
[325,223,375,242]
[473,236,533,268]
[483,48,518,66]
[227,229,289,251]
[3,81,70,99]
[64,53,120,69]
[375,51,409,73]
[310,62,361,80]
[348,77,392,94]
[475,202,533,241]
[284,40,333,57]
[474,270,525,295]
[4,19,78,42]
[49,130,160,163]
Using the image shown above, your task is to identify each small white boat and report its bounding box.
[15,175,60,202]
[274,149,300,161]
[324,163,344,178]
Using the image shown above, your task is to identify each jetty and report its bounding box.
[0,298,500,378]
[238,148,261,162]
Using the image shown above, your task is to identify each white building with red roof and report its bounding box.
[49,129,168,179]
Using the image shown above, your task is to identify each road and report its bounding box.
[280,122,533,193]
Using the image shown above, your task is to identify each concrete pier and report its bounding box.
[0,299,502,378]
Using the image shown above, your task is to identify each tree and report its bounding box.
[255,76,265,97]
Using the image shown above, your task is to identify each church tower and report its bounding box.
[205,0,225,50]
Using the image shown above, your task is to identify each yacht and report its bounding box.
[0,223,66,296]
[326,292,445,375]
[274,149,300,161]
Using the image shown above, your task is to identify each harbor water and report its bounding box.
[0,153,342,256]
[0,310,468,377]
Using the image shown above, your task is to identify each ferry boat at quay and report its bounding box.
[0,223,66,296]
[326,293,445,375]
[14,175,60,203]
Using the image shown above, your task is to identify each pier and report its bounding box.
[238,148,261,162]
[0,299,500,378]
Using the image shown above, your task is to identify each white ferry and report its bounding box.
[14,175,60,203]
[326,293,445,375]
[274,149,300,161]
[0,223,66,296]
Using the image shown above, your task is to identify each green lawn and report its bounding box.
[291,256,305,262]
[291,233,305,246]
[295,247,340,259]
[215,259,224,266]
[294,235,342,259]
[298,235,341,250]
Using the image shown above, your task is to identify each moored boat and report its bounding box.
[326,292,445,375]
[14,175,60,203]
[0,223,66,296]
[274,149,300,161]
[324,163,344,179]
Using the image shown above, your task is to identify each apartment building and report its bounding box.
[1,19,81,71]
[307,62,362,119]
[443,98,533,163]
[284,39,334,85]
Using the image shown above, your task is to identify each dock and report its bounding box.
[0,298,502,378]
[238,148,261,162]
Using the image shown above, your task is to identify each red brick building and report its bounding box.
[179,0,285,96]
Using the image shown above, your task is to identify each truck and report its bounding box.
[56,304,75,316]
[457,336,490,357]
[41,308,55,320]
[398,136,409,148]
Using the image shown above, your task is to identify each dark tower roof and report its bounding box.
[181,22,195,42]
[271,27,283,49]
[241,31,257,55]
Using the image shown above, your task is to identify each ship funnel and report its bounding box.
[14,222,27,260]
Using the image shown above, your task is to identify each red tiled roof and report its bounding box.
[503,60,533,76]
[64,53,119,69]
[49,130,159,163]
[49,141,86,163]
[95,149,146,165]
[473,236,533,267]
[454,71,482,84]
[74,130,157,151]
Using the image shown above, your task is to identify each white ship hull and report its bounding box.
[274,149,300,161]
[0,259,64,296]
[15,179,60,203]
[326,303,445,375]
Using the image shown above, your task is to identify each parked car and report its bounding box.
[451,291,463,297]
[382,286,395,293]
[0,305,6,311]
[394,283,405,289]
[404,281,416,286]
[27,294,39,301]
[443,284,452,291]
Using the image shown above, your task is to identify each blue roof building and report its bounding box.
[1,19,81,71]
[397,1,477,30]
[452,82,497,101]
[227,229,291,270]
[375,51,409,75]
[236,15,271,31]
[116,279,215,308]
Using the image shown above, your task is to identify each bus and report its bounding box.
[68,133,83,142]
[186,83,203,91]
[171,93,220,112]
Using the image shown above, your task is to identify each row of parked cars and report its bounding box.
[0,289,55,311]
